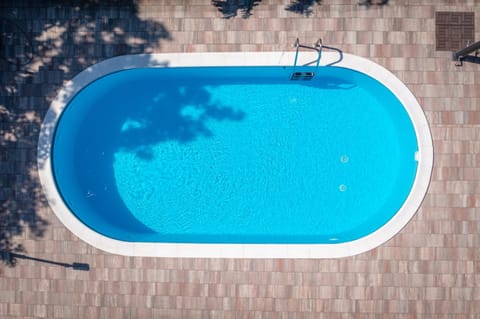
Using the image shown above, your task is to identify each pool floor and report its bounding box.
[52,66,419,244]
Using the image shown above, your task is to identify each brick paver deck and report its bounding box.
[1,1,479,318]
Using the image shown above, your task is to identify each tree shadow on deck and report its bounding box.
[212,0,388,19]
[211,0,323,18]
[285,0,322,17]
[0,1,193,266]
[211,0,262,19]
[286,0,388,15]
[358,0,389,7]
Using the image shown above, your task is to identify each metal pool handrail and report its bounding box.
[292,38,323,69]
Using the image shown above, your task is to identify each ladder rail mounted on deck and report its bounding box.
[453,40,480,66]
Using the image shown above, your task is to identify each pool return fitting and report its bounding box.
[291,38,323,80]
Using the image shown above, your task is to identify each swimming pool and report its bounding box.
[39,52,433,258]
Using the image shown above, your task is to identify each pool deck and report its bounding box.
[0,1,479,318]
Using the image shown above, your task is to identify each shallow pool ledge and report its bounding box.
[38,51,433,258]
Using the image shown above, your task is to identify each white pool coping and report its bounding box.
[38,51,433,258]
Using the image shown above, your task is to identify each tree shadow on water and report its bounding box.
[59,72,246,241]
[119,84,245,151]
[0,1,172,266]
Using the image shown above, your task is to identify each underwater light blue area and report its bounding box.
[52,66,418,243]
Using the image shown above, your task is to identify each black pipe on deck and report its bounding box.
[452,40,480,63]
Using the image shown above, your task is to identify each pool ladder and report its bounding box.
[291,38,322,80]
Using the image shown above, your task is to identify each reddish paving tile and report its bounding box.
[0,1,479,318]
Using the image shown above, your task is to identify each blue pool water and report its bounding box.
[53,66,418,243]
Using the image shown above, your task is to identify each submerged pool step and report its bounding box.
[290,71,315,80]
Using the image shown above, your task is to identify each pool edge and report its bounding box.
[38,51,433,258]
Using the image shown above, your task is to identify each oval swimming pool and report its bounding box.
[39,52,433,258]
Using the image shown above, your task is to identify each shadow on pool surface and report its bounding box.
[54,71,246,240]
